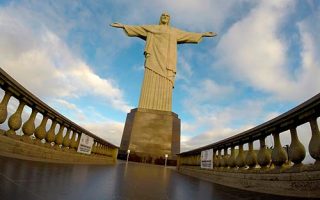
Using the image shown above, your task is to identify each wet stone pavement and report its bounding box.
[0,156,305,200]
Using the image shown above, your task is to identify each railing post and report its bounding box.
[228,146,236,168]
[62,129,71,149]
[289,127,306,166]
[6,101,25,137]
[245,141,257,169]
[309,119,320,164]
[70,131,77,150]
[0,91,12,124]
[76,133,81,149]
[236,144,245,168]
[271,132,288,168]
[35,115,48,144]
[222,148,229,168]
[22,108,37,142]
[212,149,218,168]
[45,120,57,146]
[257,136,271,169]
[217,149,222,167]
[91,141,97,154]
[54,124,64,148]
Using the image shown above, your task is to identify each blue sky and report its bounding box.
[0,0,319,157]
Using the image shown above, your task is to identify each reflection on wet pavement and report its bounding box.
[0,156,304,200]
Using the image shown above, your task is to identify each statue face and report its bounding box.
[160,13,170,25]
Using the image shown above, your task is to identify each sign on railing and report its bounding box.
[77,134,94,154]
[201,149,213,169]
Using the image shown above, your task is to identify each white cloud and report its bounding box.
[51,99,86,122]
[215,0,320,101]
[215,1,294,98]
[181,98,266,151]
[0,3,131,113]
[294,10,320,100]
[184,79,234,102]
[81,121,124,146]
[176,55,193,82]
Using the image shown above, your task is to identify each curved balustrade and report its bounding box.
[177,93,320,198]
[0,68,118,164]
[178,93,320,169]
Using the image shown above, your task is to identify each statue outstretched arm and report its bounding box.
[110,22,124,29]
[177,29,217,44]
[202,32,217,37]
[110,22,149,39]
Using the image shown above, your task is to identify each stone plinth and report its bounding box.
[119,108,180,161]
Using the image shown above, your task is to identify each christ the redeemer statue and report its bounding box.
[111,12,216,111]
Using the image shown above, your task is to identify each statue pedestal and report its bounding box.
[119,108,180,163]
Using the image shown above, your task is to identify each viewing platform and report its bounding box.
[0,156,303,200]
[0,66,319,199]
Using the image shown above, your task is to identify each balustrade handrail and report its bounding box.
[179,92,320,156]
[0,67,117,148]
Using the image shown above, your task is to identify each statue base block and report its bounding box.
[119,108,180,163]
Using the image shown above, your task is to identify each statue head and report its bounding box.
[159,12,170,26]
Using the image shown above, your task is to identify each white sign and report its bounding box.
[77,134,94,154]
[201,149,213,169]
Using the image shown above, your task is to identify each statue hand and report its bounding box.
[203,32,217,37]
[110,22,124,28]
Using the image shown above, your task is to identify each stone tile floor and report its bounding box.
[0,156,307,200]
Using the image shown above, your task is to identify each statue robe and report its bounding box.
[123,25,203,111]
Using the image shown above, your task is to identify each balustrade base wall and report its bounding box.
[0,134,115,165]
[178,166,320,198]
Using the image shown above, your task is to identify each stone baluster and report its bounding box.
[98,144,102,155]
[228,146,236,168]
[217,149,222,167]
[62,129,71,149]
[5,101,25,137]
[76,133,81,149]
[54,124,64,148]
[70,131,77,150]
[257,136,271,169]
[271,132,288,168]
[194,155,198,165]
[109,146,112,156]
[35,115,49,143]
[45,120,57,146]
[245,141,257,169]
[101,145,105,155]
[112,148,118,161]
[222,148,229,168]
[96,143,100,155]
[309,119,320,164]
[185,156,189,165]
[22,108,38,142]
[100,145,104,155]
[236,144,245,168]
[0,91,12,124]
[191,156,195,165]
[197,154,201,166]
[212,150,218,168]
[107,146,110,156]
[288,127,306,166]
[104,146,108,156]
[91,141,97,154]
